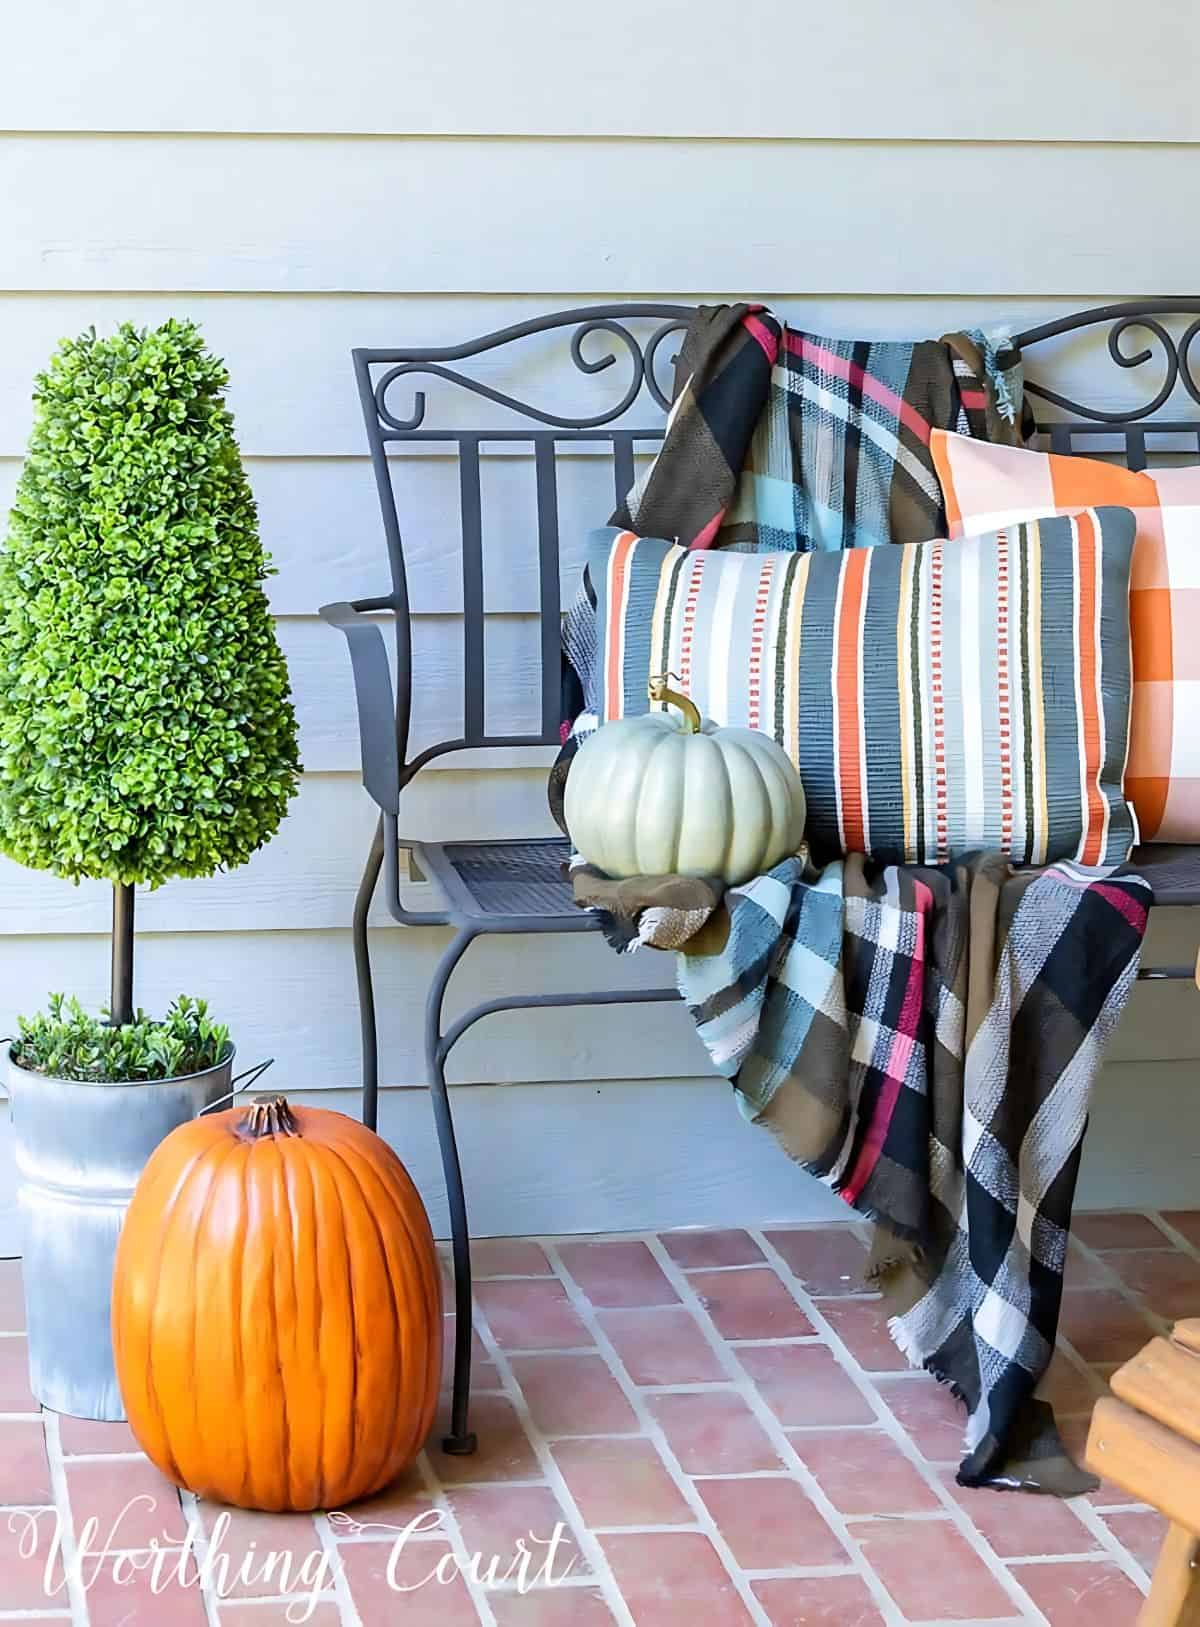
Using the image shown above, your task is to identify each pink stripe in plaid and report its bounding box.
[786,333,933,446]
[690,509,726,551]
[1091,881,1150,934]
[840,882,930,1206]
[742,311,780,365]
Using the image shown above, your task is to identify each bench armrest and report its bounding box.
[319,599,400,813]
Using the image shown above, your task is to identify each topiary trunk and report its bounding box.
[111,884,135,1028]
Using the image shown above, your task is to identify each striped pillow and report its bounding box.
[590,512,1137,867]
[932,427,1200,842]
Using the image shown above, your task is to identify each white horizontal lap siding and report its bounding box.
[4,136,1200,295]
[4,0,1197,140]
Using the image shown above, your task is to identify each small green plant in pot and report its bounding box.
[13,995,231,1084]
[0,320,301,1418]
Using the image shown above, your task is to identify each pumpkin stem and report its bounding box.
[648,674,702,734]
[237,1096,301,1141]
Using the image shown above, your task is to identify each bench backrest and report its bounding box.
[353,299,1200,779]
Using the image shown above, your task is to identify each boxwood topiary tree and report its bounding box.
[0,320,301,1026]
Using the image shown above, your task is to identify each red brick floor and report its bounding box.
[0,1211,1190,1623]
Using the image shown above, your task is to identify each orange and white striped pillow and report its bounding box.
[932,429,1200,843]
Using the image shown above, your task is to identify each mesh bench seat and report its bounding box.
[418,838,1200,919]
[416,837,584,925]
[1131,846,1200,910]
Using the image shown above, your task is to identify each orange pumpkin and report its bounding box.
[112,1096,442,1512]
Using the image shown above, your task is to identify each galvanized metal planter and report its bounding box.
[7,1046,233,1421]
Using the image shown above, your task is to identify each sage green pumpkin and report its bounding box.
[564,681,806,885]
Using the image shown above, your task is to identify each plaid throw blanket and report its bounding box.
[574,853,1150,1490]
[616,304,1029,555]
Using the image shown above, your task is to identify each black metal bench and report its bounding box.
[320,300,1200,1456]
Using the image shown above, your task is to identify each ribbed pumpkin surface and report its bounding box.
[112,1098,442,1512]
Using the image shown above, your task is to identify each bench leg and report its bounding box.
[355,828,476,1452]
[1142,1525,1200,1626]
[427,931,478,1456]
[353,820,385,1133]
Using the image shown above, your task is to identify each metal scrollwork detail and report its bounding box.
[373,367,432,432]
[644,320,689,411]
[371,305,695,433]
[1018,301,1200,424]
[1179,317,1200,408]
[1105,315,1179,420]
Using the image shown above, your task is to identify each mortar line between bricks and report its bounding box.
[537,1225,875,1248]
[1056,1493,1154,1592]
[40,1411,88,1627]
[736,1228,1056,1627]
[781,1421,910,1435]
[739,1563,862,1581]
[630,1465,847,1481]
[331,1529,465,1545]
[367,1473,548,1494]
[462,1273,562,1283]
[840,1510,954,1524]
[467,1285,637,1627]
[313,1505,364,1627]
[484,1577,609,1592]
[476,1262,866,1284]
[1041,1331,1105,1404]
[1065,1230,1172,1345]
[726,1336,826,1348]
[410,1442,502,1627]
[483,1345,598,1359]
[578,1521,699,1537]
[28,1539,336,1562]
[628,1380,855,1397]
[1149,1210,1200,1264]
[1006,1548,1145,1567]
[1051,1328,1122,1408]
[46,1454,146,1465]
[909,1618,1032,1627]
[193,1596,347,1610]
[545,1238,883,1627]
[177,1487,223,1627]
